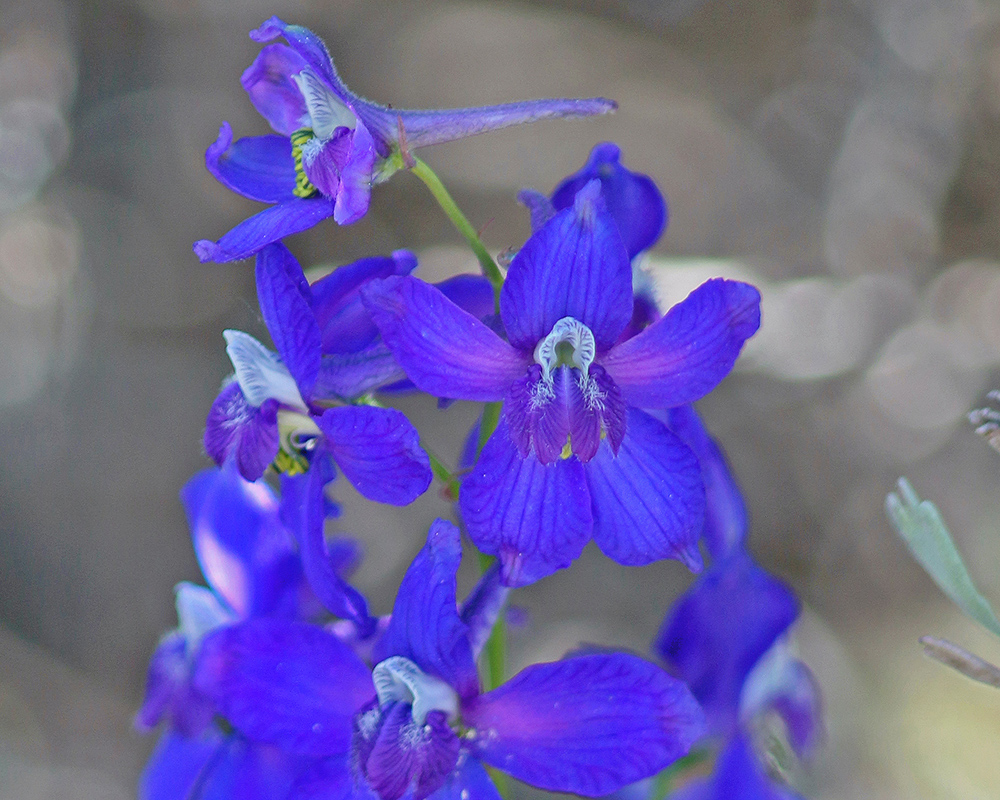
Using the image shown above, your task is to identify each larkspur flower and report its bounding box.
[204,242,432,510]
[194,17,616,263]
[652,550,821,800]
[362,179,761,585]
[194,519,706,800]
[136,464,367,800]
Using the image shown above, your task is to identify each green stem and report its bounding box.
[425,449,460,499]
[409,157,504,302]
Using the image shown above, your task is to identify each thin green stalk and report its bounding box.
[425,449,460,499]
[409,157,504,302]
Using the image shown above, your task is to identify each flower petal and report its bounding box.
[668,734,804,800]
[333,118,377,225]
[311,251,418,354]
[312,344,405,399]
[459,563,509,661]
[251,18,359,119]
[241,43,310,136]
[195,618,375,756]
[194,197,335,263]
[203,382,280,481]
[317,405,431,505]
[459,420,592,587]
[136,633,215,736]
[500,180,633,351]
[278,460,373,630]
[139,729,225,800]
[662,405,748,559]
[256,244,322,396]
[287,755,368,800]
[224,329,305,409]
[425,758,501,800]
[385,97,617,150]
[463,653,705,797]
[550,142,666,259]
[375,519,479,699]
[362,275,527,402]
[601,279,761,408]
[205,125,297,204]
[360,703,460,800]
[653,551,799,735]
[182,465,301,619]
[586,408,705,570]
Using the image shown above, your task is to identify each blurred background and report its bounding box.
[2,0,1000,797]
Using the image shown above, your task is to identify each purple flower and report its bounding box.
[194,17,617,262]
[204,242,432,509]
[195,519,706,800]
[653,550,822,798]
[363,180,761,585]
[522,141,667,261]
[667,734,805,800]
[136,465,368,800]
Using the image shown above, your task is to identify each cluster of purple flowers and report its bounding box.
[138,18,820,800]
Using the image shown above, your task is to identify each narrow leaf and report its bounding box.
[886,477,1000,637]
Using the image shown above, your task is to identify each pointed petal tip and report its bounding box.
[572,179,606,226]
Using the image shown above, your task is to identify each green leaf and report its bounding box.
[886,477,1000,637]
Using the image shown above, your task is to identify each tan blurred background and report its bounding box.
[3,0,1000,797]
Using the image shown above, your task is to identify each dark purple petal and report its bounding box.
[551,142,667,259]
[459,563,509,661]
[663,405,748,559]
[585,408,705,570]
[435,273,495,322]
[517,188,556,231]
[279,462,373,629]
[205,124,297,204]
[616,289,662,345]
[182,465,301,619]
[333,118,376,224]
[312,344,405,399]
[301,127,351,197]
[194,618,375,756]
[459,420,592,587]
[601,279,761,408]
[425,758,501,800]
[504,365,602,465]
[311,251,417,354]
[358,704,460,800]
[139,729,225,800]
[241,43,309,136]
[375,519,478,699]
[500,181,633,351]
[256,244,322,396]
[384,97,617,150]
[654,551,799,735]
[668,734,804,800]
[362,276,527,401]
[463,653,705,797]
[316,405,431,505]
[194,197,335,263]
[203,382,280,482]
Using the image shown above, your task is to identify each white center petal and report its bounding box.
[223,329,307,411]
[291,68,357,141]
[533,316,596,379]
[372,656,459,725]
